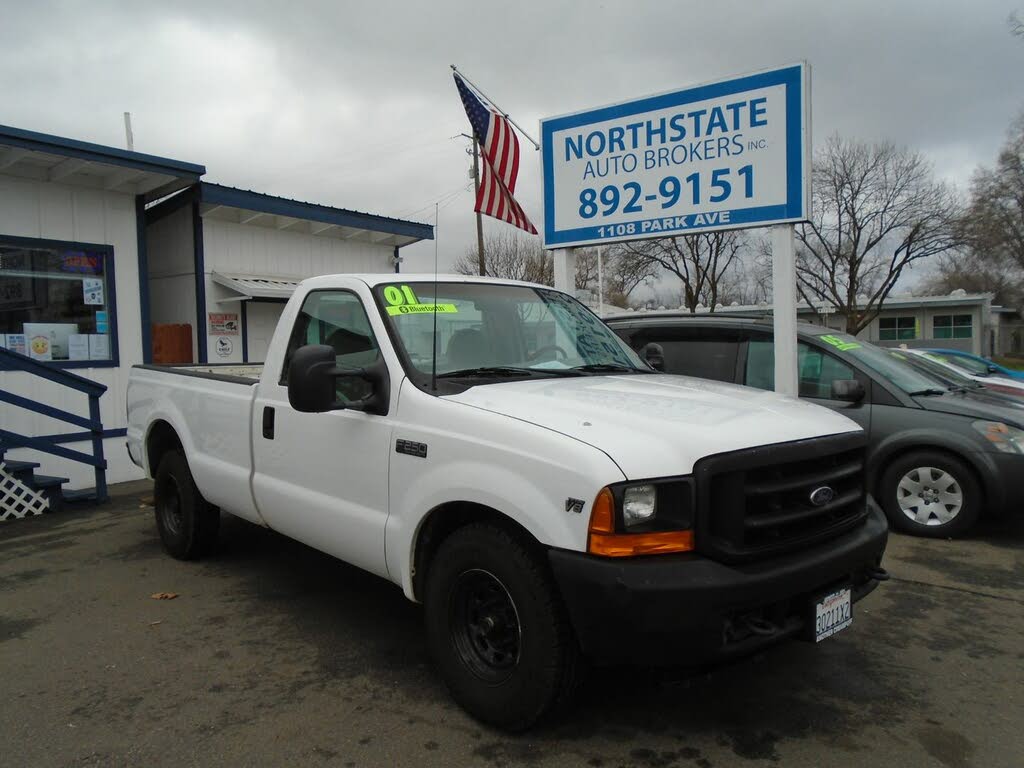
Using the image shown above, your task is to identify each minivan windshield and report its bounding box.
[814,333,940,394]
[886,349,980,389]
[373,281,648,380]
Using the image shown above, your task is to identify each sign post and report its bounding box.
[540,63,810,395]
[771,224,798,395]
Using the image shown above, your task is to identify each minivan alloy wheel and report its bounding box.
[896,466,963,525]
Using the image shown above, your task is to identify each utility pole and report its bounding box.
[472,137,485,275]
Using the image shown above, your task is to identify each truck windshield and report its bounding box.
[373,281,648,379]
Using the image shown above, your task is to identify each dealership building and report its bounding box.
[0,123,431,509]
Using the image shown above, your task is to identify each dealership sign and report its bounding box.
[540,63,810,248]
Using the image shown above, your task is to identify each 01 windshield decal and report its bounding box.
[382,284,459,316]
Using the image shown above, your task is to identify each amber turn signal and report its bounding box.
[586,487,694,557]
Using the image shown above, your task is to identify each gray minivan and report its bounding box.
[606,313,1024,538]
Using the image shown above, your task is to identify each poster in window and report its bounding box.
[88,334,110,360]
[4,334,26,355]
[82,278,104,305]
[68,334,90,361]
[0,251,36,310]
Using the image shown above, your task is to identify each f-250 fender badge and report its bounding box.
[396,439,428,459]
[565,498,585,514]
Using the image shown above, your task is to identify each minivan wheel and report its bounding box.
[153,450,220,560]
[423,523,583,731]
[879,451,980,538]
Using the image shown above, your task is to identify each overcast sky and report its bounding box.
[3,0,1022,279]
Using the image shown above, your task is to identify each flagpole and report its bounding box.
[451,64,540,150]
[472,137,486,275]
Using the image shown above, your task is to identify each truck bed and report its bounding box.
[133,363,263,384]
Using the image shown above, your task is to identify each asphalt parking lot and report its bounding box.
[1,482,1022,768]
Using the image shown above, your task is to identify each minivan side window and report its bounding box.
[633,329,740,383]
[745,340,855,400]
[281,290,379,402]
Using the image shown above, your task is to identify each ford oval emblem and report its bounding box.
[809,486,836,506]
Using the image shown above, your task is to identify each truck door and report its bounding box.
[251,289,392,579]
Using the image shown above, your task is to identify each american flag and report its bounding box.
[454,74,537,235]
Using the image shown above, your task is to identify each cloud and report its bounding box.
[2,0,1021,275]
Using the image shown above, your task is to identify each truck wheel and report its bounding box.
[153,450,220,560]
[879,451,981,538]
[423,523,582,731]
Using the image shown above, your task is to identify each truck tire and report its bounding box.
[423,523,582,731]
[879,450,981,538]
[153,450,220,560]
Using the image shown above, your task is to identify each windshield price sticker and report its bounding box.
[383,285,458,316]
[820,334,861,351]
[386,303,458,316]
[540,64,809,248]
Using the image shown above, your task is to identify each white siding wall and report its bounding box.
[0,175,144,488]
[200,217,395,364]
[147,204,198,361]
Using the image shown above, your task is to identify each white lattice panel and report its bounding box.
[0,463,49,521]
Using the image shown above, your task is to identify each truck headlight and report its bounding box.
[587,479,695,557]
[972,421,1024,454]
[623,484,657,527]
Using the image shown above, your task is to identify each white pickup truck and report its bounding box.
[127,274,888,730]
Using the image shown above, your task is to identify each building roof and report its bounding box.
[211,272,302,302]
[147,182,434,248]
[198,183,433,247]
[607,291,997,318]
[0,123,205,202]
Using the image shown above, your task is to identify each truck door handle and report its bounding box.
[262,407,275,439]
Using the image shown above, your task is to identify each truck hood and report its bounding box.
[445,374,861,479]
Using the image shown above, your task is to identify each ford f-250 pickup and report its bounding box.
[127,274,888,730]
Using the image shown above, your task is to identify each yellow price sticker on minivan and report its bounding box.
[385,303,459,316]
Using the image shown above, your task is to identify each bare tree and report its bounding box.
[961,113,1024,272]
[452,231,552,284]
[921,249,1022,307]
[793,135,960,334]
[1010,10,1024,38]
[616,231,748,312]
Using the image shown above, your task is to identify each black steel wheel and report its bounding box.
[449,568,521,682]
[424,523,583,731]
[153,450,220,560]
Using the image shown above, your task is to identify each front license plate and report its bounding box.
[814,587,852,642]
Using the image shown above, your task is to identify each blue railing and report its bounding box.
[0,346,108,502]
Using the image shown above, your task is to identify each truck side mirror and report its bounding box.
[287,344,390,416]
[831,379,865,403]
[641,342,665,372]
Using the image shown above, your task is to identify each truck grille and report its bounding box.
[693,433,869,563]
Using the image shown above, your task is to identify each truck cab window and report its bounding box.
[281,290,379,402]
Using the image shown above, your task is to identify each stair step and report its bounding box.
[29,474,70,490]
[63,489,100,504]
[1,459,43,485]
[1,459,41,472]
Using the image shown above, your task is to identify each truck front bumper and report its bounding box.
[548,498,889,666]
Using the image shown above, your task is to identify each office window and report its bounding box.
[879,316,917,341]
[0,238,115,363]
[933,314,972,339]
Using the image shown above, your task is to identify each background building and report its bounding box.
[0,124,431,502]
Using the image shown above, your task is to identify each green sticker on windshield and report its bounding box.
[383,284,419,306]
[385,303,458,316]
[820,334,861,351]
